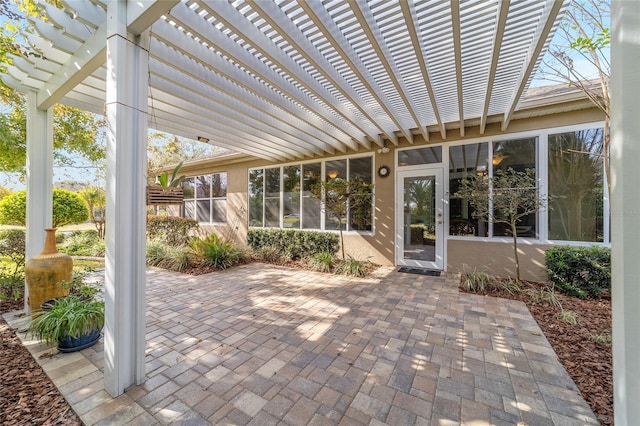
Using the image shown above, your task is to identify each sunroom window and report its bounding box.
[183,173,227,224]
[548,128,605,242]
[249,156,373,232]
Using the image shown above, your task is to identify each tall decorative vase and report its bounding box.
[25,228,72,317]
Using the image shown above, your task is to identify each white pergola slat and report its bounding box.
[3,0,569,158]
[3,0,575,398]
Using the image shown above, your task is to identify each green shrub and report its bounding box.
[546,245,610,299]
[146,239,194,272]
[147,215,198,246]
[59,230,105,257]
[335,255,370,277]
[247,229,338,260]
[0,189,89,227]
[558,309,578,325]
[0,229,26,278]
[146,239,168,266]
[0,275,23,301]
[308,252,335,273]
[256,245,285,264]
[190,233,244,270]
[409,225,426,245]
[461,271,495,292]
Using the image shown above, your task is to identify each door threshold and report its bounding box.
[397,267,441,276]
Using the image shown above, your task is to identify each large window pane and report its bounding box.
[183,200,195,220]
[183,177,195,199]
[212,173,227,198]
[325,159,347,230]
[249,169,264,227]
[282,165,301,229]
[195,175,211,198]
[349,157,373,231]
[212,199,227,223]
[196,200,210,223]
[492,138,537,237]
[449,143,489,236]
[548,129,604,241]
[265,167,280,227]
[302,163,321,229]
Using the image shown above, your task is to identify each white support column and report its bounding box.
[611,1,640,424]
[25,91,53,312]
[104,0,148,397]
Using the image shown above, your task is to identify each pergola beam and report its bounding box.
[450,0,465,137]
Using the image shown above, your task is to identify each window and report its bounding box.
[548,129,604,242]
[183,173,227,224]
[249,156,373,232]
[449,143,489,236]
[398,146,442,166]
[449,137,537,238]
[492,137,537,237]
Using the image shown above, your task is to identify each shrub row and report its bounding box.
[247,229,338,260]
[147,215,198,246]
[545,245,610,299]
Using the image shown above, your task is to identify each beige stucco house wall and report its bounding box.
[167,98,606,282]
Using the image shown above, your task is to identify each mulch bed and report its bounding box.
[460,280,613,425]
[0,296,82,425]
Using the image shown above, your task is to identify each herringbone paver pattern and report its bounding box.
[4,263,597,425]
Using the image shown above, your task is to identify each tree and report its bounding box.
[541,0,610,190]
[310,177,373,260]
[0,1,106,178]
[0,189,89,228]
[147,134,218,185]
[455,168,547,282]
[78,186,106,238]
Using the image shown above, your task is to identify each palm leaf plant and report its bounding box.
[28,295,104,350]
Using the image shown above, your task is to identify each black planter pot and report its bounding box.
[57,329,101,353]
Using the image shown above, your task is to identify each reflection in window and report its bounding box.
[248,156,373,233]
[302,163,321,229]
[349,157,373,231]
[548,129,604,242]
[265,167,280,227]
[449,143,489,236]
[398,146,442,166]
[249,169,264,227]
[492,138,537,237]
[183,173,227,224]
[283,165,301,229]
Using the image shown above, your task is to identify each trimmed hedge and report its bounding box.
[147,215,198,246]
[247,229,339,260]
[545,245,611,299]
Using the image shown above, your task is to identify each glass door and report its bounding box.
[396,168,444,270]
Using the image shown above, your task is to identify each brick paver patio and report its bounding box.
[4,263,597,425]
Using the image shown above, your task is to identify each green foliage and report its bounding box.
[78,186,106,239]
[247,229,339,260]
[335,255,371,277]
[58,230,105,257]
[28,295,105,346]
[145,239,194,272]
[0,189,89,227]
[190,233,244,270]
[455,168,547,282]
[157,161,184,187]
[0,228,25,278]
[590,332,612,346]
[256,245,286,264]
[0,275,23,301]
[309,177,373,259]
[147,215,199,246]
[308,252,335,273]
[558,309,578,325]
[545,245,611,299]
[461,271,495,292]
[523,286,561,308]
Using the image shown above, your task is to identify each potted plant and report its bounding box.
[28,295,104,353]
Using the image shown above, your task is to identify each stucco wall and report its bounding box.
[176,107,605,280]
[447,239,552,282]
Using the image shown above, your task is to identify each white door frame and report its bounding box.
[395,166,445,270]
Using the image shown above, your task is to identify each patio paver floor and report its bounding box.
[4,263,597,425]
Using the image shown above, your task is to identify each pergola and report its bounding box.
[3,0,639,422]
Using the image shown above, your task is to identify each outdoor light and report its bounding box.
[492,154,505,165]
[197,136,210,143]
[377,141,390,154]
[328,170,339,179]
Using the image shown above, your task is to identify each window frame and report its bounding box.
[182,172,228,225]
[248,153,375,235]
